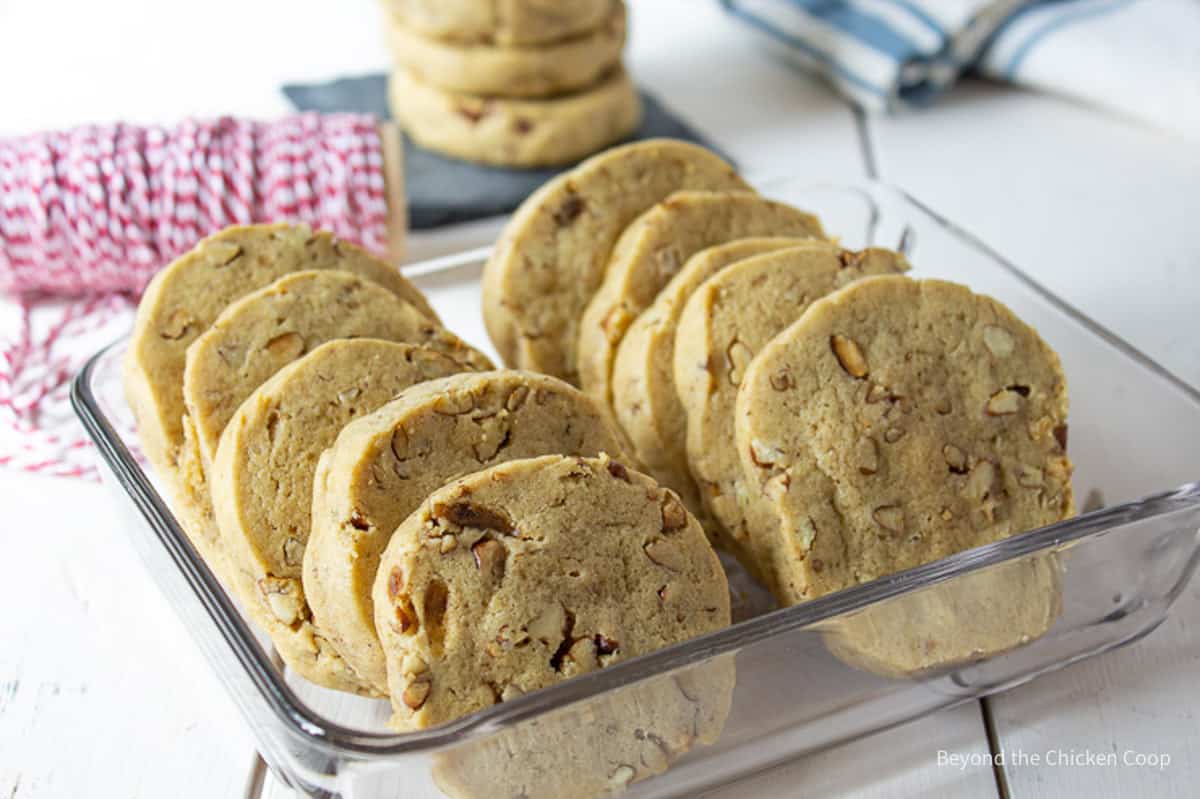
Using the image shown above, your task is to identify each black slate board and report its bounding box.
[283,73,725,229]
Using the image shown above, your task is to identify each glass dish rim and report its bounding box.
[70,179,1200,759]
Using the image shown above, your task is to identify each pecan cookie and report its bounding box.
[611,237,807,523]
[577,191,826,408]
[736,275,1074,605]
[208,340,474,694]
[371,454,730,729]
[305,370,629,694]
[674,244,909,583]
[182,269,491,472]
[389,67,641,168]
[482,140,749,384]
[388,1,625,98]
[432,654,734,798]
[124,224,432,493]
[824,553,1061,678]
[385,0,612,46]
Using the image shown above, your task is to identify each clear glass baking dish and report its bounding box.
[71,180,1200,799]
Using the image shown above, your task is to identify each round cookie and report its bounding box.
[305,370,630,694]
[388,67,642,168]
[674,244,910,582]
[481,139,750,384]
[432,655,735,798]
[388,1,625,98]
[611,237,806,517]
[577,191,826,407]
[124,223,435,483]
[385,0,612,46]
[182,269,491,470]
[735,275,1074,605]
[824,552,1061,678]
[371,453,731,729]
[208,340,475,694]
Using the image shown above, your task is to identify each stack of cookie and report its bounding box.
[484,138,1076,643]
[123,222,731,786]
[382,0,641,167]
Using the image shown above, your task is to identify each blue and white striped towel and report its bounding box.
[721,0,1200,139]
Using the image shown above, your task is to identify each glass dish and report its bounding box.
[71,180,1200,799]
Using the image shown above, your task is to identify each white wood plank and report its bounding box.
[870,80,1200,797]
[0,473,256,798]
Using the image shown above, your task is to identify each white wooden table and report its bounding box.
[2,1,1198,797]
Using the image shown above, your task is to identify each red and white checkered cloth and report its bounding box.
[0,113,392,479]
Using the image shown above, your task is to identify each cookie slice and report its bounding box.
[389,67,642,168]
[674,244,909,583]
[611,237,807,520]
[386,0,612,46]
[736,275,1074,604]
[208,340,474,694]
[481,139,750,384]
[305,371,630,694]
[182,269,491,471]
[124,223,434,486]
[372,454,730,729]
[577,191,826,408]
[432,655,734,797]
[389,1,625,98]
[824,553,1061,678]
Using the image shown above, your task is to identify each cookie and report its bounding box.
[385,0,612,46]
[305,370,630,694]
[208,340,474,694]
[371,453,730,729]
[182,269,491,471]
[482,140,749,384]
[389,67,642,168]
[735,275,1074,605]
[388,1,625,98]
[124,223,434,488]
[576,191,826,407]
[824,553,1061,678]
[674,244,909,582]
[432,655,734,798]
[610,237,806,518]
